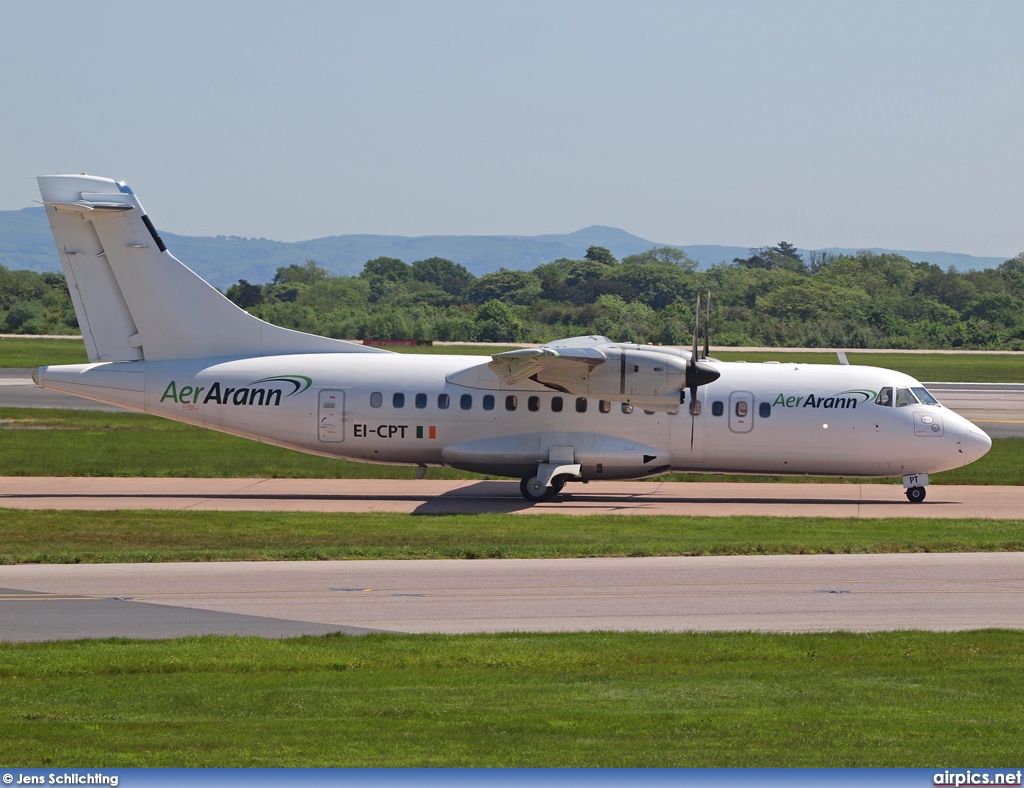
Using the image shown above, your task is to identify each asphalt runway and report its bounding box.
[3,553,1024,641]
[924,382,1024,439]
[2,370,1022,436]
[0,368,128,412]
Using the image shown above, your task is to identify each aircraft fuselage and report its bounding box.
[36,352,992,483]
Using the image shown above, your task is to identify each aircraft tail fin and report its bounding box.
[37,174,385,362]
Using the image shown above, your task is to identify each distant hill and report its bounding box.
[0,206,1011,291]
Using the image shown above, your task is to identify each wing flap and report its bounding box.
[488,346,606,384]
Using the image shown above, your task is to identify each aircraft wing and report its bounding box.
[486,335,718,411]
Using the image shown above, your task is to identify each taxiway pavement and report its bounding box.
[1,477,1021,518]
[3,553,1023,641]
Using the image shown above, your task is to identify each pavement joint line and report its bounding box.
[128,590,1024,599]
[40,577,1023,599]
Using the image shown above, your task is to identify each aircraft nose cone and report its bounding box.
[963,423,992,463]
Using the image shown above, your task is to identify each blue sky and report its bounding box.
[2,1,1021,257]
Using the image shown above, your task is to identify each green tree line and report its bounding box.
[0,265,77,335]
[3,244,1024,349]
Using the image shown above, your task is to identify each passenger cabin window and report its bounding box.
[528,396,540,412]
[415,393,427,409]
[875,387,893,407]
[912,387,939,405]
[599,400,611,413]
[736,401,748,417]
[895,387,919,408]
[370,392,383,408]
[505,395,518,411]
[576,397,587,413]
[759,402,771,418]
[483,395,495,411]
[393,393,405,408]
[438,393,450,409]
[712,401,724,417]
[460,394,472,410]
[551,397,563,412]
[621,403,633,414]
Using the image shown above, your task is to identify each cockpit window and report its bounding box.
[875,387,893,407]
[895,387,919,407]
[911,387,939,406]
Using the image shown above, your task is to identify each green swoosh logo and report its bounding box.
[838,389,877,403]
[247,375,313,397]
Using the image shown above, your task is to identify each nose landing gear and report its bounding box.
[902,473,928,503]
[905,485,926,503]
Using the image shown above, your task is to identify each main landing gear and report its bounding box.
[520,475,567,503]
[520,447,582,503]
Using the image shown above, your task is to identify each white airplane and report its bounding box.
[33,174,992,502]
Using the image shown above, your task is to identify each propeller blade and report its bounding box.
[702,290,711,360]
[689,383,698,448]
[690,293,700,367]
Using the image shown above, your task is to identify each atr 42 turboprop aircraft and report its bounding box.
[34,174,992,502]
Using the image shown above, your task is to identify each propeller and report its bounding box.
[686,292,720,448]
[702,290,711,360]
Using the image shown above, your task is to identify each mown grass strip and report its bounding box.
[0,630,1021,766]
[847,351,1024,383]
[712,349,1024,382]
[1,407,1021,484]
[2,510,1022,564]
[0,336,89,368]
[0,407,478,480]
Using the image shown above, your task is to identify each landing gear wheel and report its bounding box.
[520,475,558,502]
[905,486,926,503]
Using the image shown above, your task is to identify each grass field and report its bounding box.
[713,349,1024,383]
[1,630,1021,766]
[0,336,88,367]
[1,509,1022,564]
[1,407,1020,484]
[4,336,1023,381]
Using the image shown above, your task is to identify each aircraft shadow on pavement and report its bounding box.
[413,481,948,513]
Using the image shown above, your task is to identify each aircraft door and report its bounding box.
[318,390,346,443]
[729,391,754,434]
